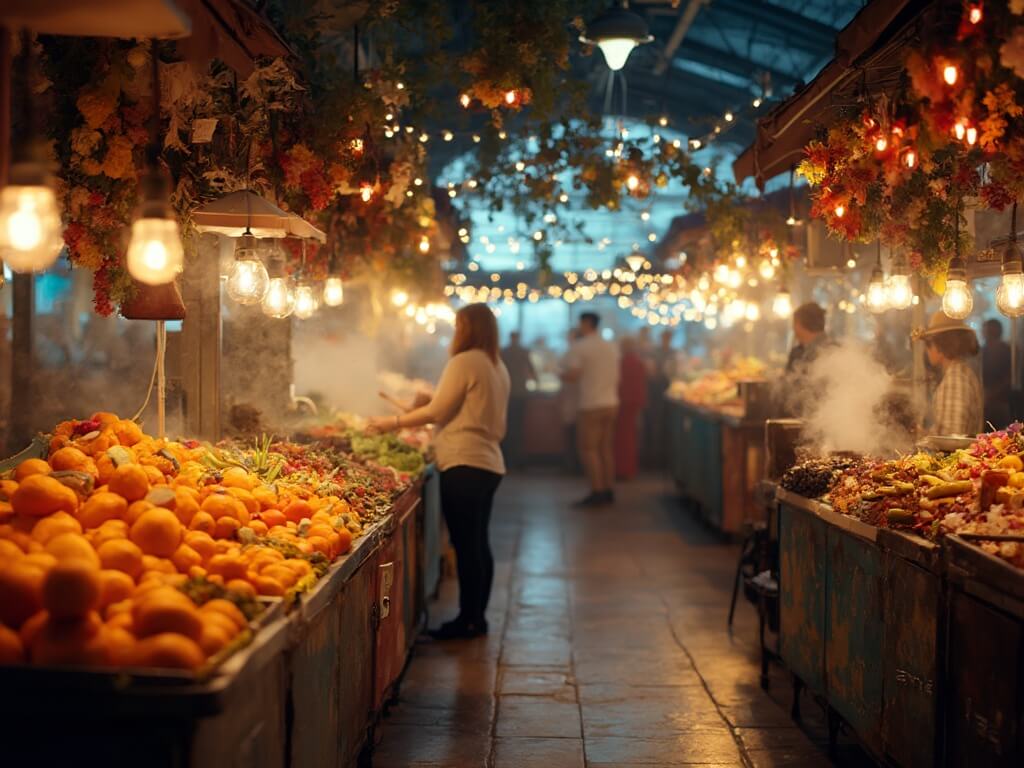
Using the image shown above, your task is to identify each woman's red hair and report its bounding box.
[450,303,499,363]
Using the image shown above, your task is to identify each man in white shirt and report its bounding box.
[562,312,620,505]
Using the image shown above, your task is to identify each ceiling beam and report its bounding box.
[711,0,838,51]
[670,38,800,88]
[652,0,707,76]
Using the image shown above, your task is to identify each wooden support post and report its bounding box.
[180,233,223,440]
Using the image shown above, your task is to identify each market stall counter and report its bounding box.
[668,396,765,535]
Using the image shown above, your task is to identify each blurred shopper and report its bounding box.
[914,312,984,436]
[563,313,620,506]
[615,337,648,480]
[369,304,510,639]
[643,329,675,468]
[786,302,832,375]
[501,331,537,470]
[560,329,582,473]
[982,318,1013,428]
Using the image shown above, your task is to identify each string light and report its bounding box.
[419,235,430,253]
[834,204,846,218]
[943,64,959,86]
[504,90,518,105]
[443,130,454,142]
[904,148,917,168]
[968,4,983,24]
[724,111,734,122]
[459,93,471,108]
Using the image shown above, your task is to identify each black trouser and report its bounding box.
[503,396,527,469]
[440,465,503,626]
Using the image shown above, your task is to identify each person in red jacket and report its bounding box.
[615,336,648,480]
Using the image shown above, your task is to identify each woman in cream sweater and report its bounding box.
[370,304,510,639]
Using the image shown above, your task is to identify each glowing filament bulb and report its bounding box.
[905,149,917,168]
[626,175,640,191]
[942,278,973,319]
[969,5,982,24]
[504,90,517,105]
[966,126,978,146]
[322,276,344,307]
[943,64,959,86]
[834,204,846,218]
[0,185,65,272]
[261,276,294,319]
[360,184,374,202]
[459,93,471,108]
[954,121,966,141]
[419,235,430,253]
[772,290,793,318]
[293,283,319,319]
[875,136,888,152]
[758,259,776,280]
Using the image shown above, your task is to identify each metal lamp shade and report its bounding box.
[191,190,326,243]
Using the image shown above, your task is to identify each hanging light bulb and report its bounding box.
[360,183,374,202]
[418,235,431,254]
[626,174,640,191]
[772,289,793,318]
[942,204,973,319]
[226,232,270,304]
[886,252,913,310]
[0,34,64,273]
[126,43,183,285]
[968,4,983,24]
[834,204,846,218]
[744,302,760,322]
[866,242,889,314]
[758,258,776,280]
[293,281,319,319]
[874,136,888,152]
[997,203,1024,318]
[943,63,959,86]
[261,274,295,318]
[322,276,344,307]
[579,5,653,71]
[625,252,645,273]
[904,148,917,168]
[954,120,966,141]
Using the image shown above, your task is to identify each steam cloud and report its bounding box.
[793,339,918,457]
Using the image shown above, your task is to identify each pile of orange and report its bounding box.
[0,412,360,670]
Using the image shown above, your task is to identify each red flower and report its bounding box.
[982,181,1014,211]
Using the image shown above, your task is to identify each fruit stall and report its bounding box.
[772,427,1024,767]
[666,360,773,535]
[0,415,438,767]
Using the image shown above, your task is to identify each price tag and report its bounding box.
[191,118,218,144]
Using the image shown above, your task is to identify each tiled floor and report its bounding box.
[372,473,870,768]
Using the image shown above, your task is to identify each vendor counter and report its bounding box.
[0,470,445,768]
[667,396,765,534]
[774,487,1024,768]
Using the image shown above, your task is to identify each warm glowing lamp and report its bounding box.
[579,4,653,71]
[226,232,270,304]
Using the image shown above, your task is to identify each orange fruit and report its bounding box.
[112,419,143,447]
[29,611,107,666]
[109,464,150,502]
[252,485,279,510]
[91,518,130,546]
[221,467,256,490]
[30,511,83,544]
[183,531,216,562]
[170,544,202,574]
[200,599,248,631]
[0,623,25,664]
[202,494,246,521]
[306,535,330,556]
[197,621,232,656]
[226,488,259,518]
[42,560,101,619]
[142,465,166,486]
[0,561,46,627]
[104,625,136,665]
[14,458,51,482]
[19,610,48,647]
[262,564,299,588]
[282,499,313,524]
[105,598,134,620]
[91,412,120,426]
[78,492,129,529]
[0,539,24,560]
[95,454,117,485]
[171,488,200,526]
[259,509,287,528]
[251,574,284,596]
[248,520,268,537]
[125,500,154,525]
[133,596,203,642]
[45,532,101,569]
[200,610,239,638]
[50,446,99,479]
[11,474,79,518]
[97,569,135,609]
[207,554,248,581]
[189,511,216,534]
[335,529,353,555]
[225,578,257,597]
[96,538,144,579]
[129,633,205,669]
[213,516,241,541]
[141,555,179,575]
[22,552,58,572]
[130,508,182,557]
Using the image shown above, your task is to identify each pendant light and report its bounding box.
[579,3,653,71]
[866,241,889,314]
[291,240,318,319]
[942,201,973,319]
[126,41,184,285]
[0,32,64,273]
[886,251,913,310]
[996,202,1024,318]
[322,246,344,307]
[772,287,793,319]
[224,183,269,304]
[625,250,645,273]
[260,240,295,318]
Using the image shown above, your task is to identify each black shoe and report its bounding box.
[601,490,615,504]
[573,493,603,507]
[427,618,488,640]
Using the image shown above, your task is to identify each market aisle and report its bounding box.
[372,474,848,768]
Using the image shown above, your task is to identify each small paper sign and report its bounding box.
[191,118,219,144]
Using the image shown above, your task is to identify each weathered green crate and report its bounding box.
[879,530,943,768]
[943,535,1024,767]
[778,493,828,695]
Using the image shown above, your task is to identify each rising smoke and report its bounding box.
[794,339,919,457]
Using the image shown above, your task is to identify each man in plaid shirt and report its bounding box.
[916,312,984,436]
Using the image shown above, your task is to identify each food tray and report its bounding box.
[916,435,975,452]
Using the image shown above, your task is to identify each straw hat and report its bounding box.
[911,311,973,341]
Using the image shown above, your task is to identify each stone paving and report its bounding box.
[372,473,873,767]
